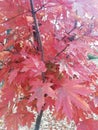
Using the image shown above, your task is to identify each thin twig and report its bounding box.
[67,20,77,34]
[54,32,86,60]
[54,44,69,59]
[61,20,77,41]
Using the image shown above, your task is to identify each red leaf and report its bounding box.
[4,100,34,130]
[94,91,98,107]
[0,102,8,117]
[0,51,10,61]
[21,56,46,76]
[29,80,55,112]
[5,114,20,130]
[77,119,98,130]
[8,69,19,84]
[55,79,92,119]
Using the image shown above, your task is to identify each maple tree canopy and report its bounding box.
[0,0,98,130]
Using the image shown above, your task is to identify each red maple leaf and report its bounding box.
[55,79,92,119]
[21,56,46,76]
[29,80,56,112]
[77,119,98,130]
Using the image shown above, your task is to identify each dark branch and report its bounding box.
[30,0,44,62]
[29,1,45,130]
[34,110,43,130]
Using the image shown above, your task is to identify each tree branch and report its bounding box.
[34,110,43,130]
[30,0,44,62]
[29,0,45,130]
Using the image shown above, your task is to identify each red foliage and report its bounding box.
[77,119,98,130]
[0,0,98,129]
